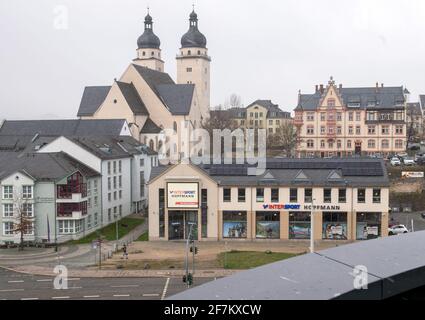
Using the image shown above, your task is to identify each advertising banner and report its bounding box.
[256,221,280,239]
[402,171,424,178]
[223,222,247,238]
[322,223,347,240]
[167,182,199,209]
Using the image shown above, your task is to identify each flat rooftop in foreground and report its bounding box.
[169,230,425,300]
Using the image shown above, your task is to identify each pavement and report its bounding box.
[0,267,216,300]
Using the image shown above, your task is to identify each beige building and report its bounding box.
[294,77,408,158]
[148,158,389,242]
[406,101,424,138]
[77,10,210,154]
[213,100,292,135]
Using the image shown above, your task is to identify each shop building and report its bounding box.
[148,158,389,241]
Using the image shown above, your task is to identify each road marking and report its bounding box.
[8,280,24,283]
[0,289,24,292]
[21,298,39,300]
[37,279,52,282]
[113,294,130,297]
[69,286,82,289]
[68,278,80,281]
[143,293,159,297]
[52,296,70,299]
[161,277,170,300]
[83,295,100,298]
[110,285,139,288]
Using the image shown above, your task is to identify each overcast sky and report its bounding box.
[0,0,424,119]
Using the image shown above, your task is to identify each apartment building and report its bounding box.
[294,78,407,158]
[0,152,100,244]
[148,158,389,242]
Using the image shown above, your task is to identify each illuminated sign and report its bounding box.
[262,204,341,211]
[167,182,199,209]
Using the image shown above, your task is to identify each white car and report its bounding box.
[388,225,409,235]
[403,157,415,166]
[390,157,401,166]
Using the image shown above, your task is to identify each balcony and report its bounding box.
[57,183,87,200]
[57,202,87,218]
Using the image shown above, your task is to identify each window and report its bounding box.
[3,186,13,199]
[87,215,92,229]
[140,171,145,197]
[107,162,111,175]
[381,139,389,149]
[368,140,376,149]
[338,189,346,203]
[349,112,353,121]
[323,189,331,203]
[276,120,280,126]
[337,126,342,134]
[119,190,122,199]
[337,140,342,149]
[94,213,98,226]
[381,126,389,134]
[368,126,376,134]
[94,196,98,207]
[3,222,14,235]
[88,198,92,208]
[289,212,311,239]
[3,204,13,217]
[186,67,192,72]
[58,220,74,234]
[347,140,352,148]
[307,140,314,148]
[328,99,335,107]
[304,188,312,203]
[355,126,361,135]
[320,126,326,134]
[140,159,145,167]
[119,176,122,188]
[223,211,247,238]
[356,112,361,121]
[357,189,366,203]
[256,212,280,239]
[238,188,245,202]
[256,188,264,202]
[108,209,112,222]
[22,186,32,199]
[268,128,273,133]
[322,212,347,240]
[320,140,325,148]
[201,189,208,238]
[307,112,315,121]
[113,161,117,174]
[348,126,353,135]
[395,139,404,149]
[328,141,334,148]
[307,126,314,135]
[223,188,231,202]
[113,176,117,189]
[271,188,279,203]
[118,161,122,173]
[108,193,111,202]
[395,125,403,134]
[290,188,298,203]
[373,189,381,203]
[114,191,117,200]
[119,205,122,217]
[321,113,326,121]
[108,177,111,190]
[337,112,342,121]
[93,180,98,194]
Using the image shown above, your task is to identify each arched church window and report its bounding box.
[151,51,154,56]
[173,121,178,133]
[158,140,163,151]
[149,139,154,150]
[142,51,145,56]
[188,50,191,55]
[197,50,201,55]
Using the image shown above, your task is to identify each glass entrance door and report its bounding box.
[168,211,198,240]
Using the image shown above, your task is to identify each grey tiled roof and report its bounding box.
[296,86,405,111]
[156,84,195,115]
[132,64,174,98]
[77,86,111,117]
[0,119,128,137]
[224,100,291,119]
[149,158,389,187]
[140,118,162,134]
[116,81,149,115]
[0,152,100,181]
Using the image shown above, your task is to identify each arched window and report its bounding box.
[395,139,403,149]
[320,140,325,148]
[158,140,163,151]
[368,139,376,149]
[188,50,191,55]
[307,140,314,148]
[151,51,154,56]
[173,121,178,133]
[149,139,154,150]
[197,50,201,55]
[142,51,146,56]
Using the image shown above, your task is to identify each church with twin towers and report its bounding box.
[77,8,211,153]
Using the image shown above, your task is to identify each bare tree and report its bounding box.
[224,94,242,109]
[12,193,34,251]
[273,122,298,157]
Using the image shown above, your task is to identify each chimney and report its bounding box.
[315,85,318,93]
[375,82,379,93]
[339,84,342,90]
[381,83,384,88]
[320,84,324,94]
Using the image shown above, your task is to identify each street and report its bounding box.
[0,267,215,300]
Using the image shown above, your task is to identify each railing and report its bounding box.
[57,202,88,217]
[57,183,87,199]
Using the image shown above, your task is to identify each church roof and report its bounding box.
[77,86,111,117]
[156,84,195,115]
[181,10,207,48]
[137,14,161,49]
[116,81,149,115]
[140,118,162,134]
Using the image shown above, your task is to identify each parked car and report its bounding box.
[402,157,415,166]
[421,213,425,219]
[390,157,401,166]
[421,141,425,146]
[408,145,420,151]
[416,157,425,165]
[388,224,409,235]
[414,153,425,161]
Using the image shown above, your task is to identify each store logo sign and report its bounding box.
[262,204,301,210]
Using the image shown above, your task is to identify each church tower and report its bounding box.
[133,11,164,72]
[176,9,211,118]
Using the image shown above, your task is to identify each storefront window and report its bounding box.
[304,188,312,203]
[238,188,246,202]
[289,211,311,239]
[271,189,279,203]
[356,212,381,240]
[256,188,264,202]
[256,211,280,239]
[290,188,298,202]
[322,212,347,240]
[223,211,247,238]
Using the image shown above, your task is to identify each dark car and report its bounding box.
[422,213,425,220]
[416,157,425,165]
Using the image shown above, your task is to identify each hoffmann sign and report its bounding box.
[167,182,199,209]
[262,204,342,211]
